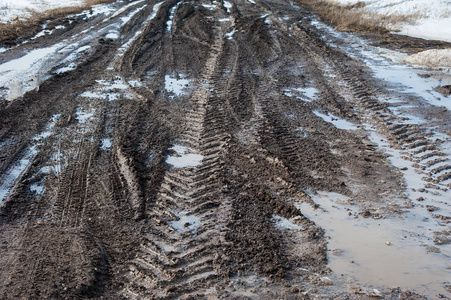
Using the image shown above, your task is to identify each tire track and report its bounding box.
[123,10,230,297]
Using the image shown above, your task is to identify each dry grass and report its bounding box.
[0,0,117,44]
[294,0,420,34]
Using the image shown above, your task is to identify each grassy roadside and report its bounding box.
[0,0,117,45]
[293,0,418,34]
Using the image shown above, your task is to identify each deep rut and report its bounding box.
[0,0,450,298]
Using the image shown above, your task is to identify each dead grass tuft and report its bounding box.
[0,0,117,44]
[294,0,420,34]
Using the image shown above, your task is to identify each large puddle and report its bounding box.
[297,191,451,297]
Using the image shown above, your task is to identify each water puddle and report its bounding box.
[297,191,451,297]
[273,215,304,230]
[283,86,318,102]
[313,110,358,130]
[166,145,203,168]
[170,211,202,233]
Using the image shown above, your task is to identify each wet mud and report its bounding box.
[0,0,450,298]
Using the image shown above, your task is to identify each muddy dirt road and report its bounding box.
[0,0,450,298]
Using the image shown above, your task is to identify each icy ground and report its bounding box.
[333,0,451,43]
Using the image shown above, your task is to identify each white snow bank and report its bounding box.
[404,49,451,68]
[399,17,451,43]
[331,0,451,42]
[0,44,61,100]
[0,0,85,23]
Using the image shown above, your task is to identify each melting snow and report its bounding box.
[101,138,112,150]
[164,75,192,97]
[167,4,178,32]
[118,2,163,56]
[166,145,203,168]
[120,4,148,24]
[359,47,451,111]
[108,0,146,20]
[128,79,142,87]
[331,0,451,42]
[105,32,119,40]
[283,86,318,101]
[29,182,44,195]
[223,0,232,13]
[76,108,95,123]
[201,3,215,10]
[0,44,61,100]
[404,49,451,69]
[97,78,128,90]
[0,146,37,203]
[225,30,237,40]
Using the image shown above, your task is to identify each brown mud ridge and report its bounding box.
[0,0,450,298]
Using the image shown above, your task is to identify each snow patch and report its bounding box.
[118,2,163,56]
[283,86,318,101]
[404,49,451,69]
[128,79,142,87]
[76,108,95,123]
[167,4,178,32]
[0,0,84,23]
[101,138,112,150]
[164,75,192,97]
[223,0,232,13]
[359,46,451,111]
[225,29,237,40]
[105,32,119,40]
[166,145,203,168]
[0,146,37,203]
[120,4,148,24]
[331,0,451,42]
[0,44,61,100]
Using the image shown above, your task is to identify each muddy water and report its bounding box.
[298,191,451,297]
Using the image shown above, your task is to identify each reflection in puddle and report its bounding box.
[297,191,451,297]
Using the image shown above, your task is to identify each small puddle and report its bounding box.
[313,110,358,130]
[297,191,451,297]
[283,86,318,102]
[170,211,202,233]
[273,215,304,230]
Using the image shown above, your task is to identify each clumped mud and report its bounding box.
[0,0,450,299]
